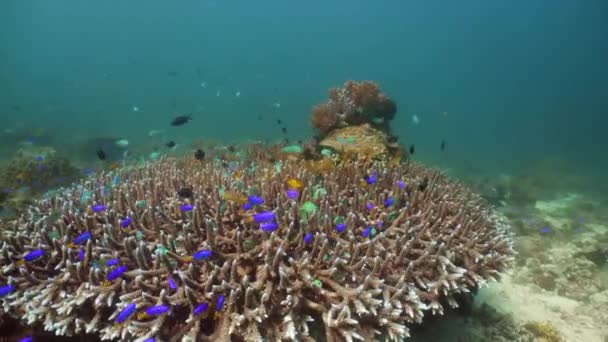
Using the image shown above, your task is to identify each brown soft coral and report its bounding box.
[309,80,398,137]
[310,103,338,134]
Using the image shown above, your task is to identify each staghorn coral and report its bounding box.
[310,81,397,137]
[0,154,513,341]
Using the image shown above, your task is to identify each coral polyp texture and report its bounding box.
[310,80,397,136]
[0,155,513,341]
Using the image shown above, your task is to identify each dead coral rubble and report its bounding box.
[0,155,513,341]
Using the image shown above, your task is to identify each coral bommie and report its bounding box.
[0,154,513,341]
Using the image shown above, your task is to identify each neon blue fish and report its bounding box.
[335,223,346,233]
[216,295,225,311]
[120,217,132,228]
[145,305,169,316]
[304,233,313,244]
[251,211,275,223]
[0,284,16,297]
[193,249,212,260]
[180,204,193,212]
[115,303,136,323]
[107,265,128,281]
[260,222,278,232]
[193,302,209,315]
[362,227,372,238]
[106,258,120,267]
[91,204,106,212]
[247,196,264,205]
[73,232,91,245]
[24,249,44,262]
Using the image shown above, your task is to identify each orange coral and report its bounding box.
[310,103,338,134]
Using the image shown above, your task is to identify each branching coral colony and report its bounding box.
[0,150,514,341]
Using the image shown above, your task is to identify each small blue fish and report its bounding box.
[106,258,120,267]
[193,302,209,315]
[247,196,264,206]
[248,211,275,223]
[335,223,346,233]
[0,284,16,297]
[366,203,374,211]
[303,232,313,244]
[91,204,106,213]
[193,249,212,260]
[79,249,85,261]
[242,202,253,210]
[362,227,372,238]
[539,226,551,234]
[73,231,91,245]
[107,265,128,281]
[18,337,32,342]
[120,217,132,228]
[115,303,136,323]
[365,172,377,185]
[167,277,177,290]
[260,222,278,232]
[143,338,155,342]
[383,198,394,208]
[35,156,44,162]
[180,204,193,212]
[145,305,169,316]
[24,249,44,262]
[397,180,405,189]
[286,189,299,200]
[216,295,225,311]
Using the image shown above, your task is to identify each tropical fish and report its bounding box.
[246,211,275,223]
[23,249,45,262]
[260,222,278,232]
[106,258,120,267]
[120,217,132,228]
[138,305,169,319]
[247,196,264,206]
[286,189,299,200]
[166,141,176,148]
[397,180,405,189]
[192,249,212,260]
[286,178,303,190]
[194,149,205,161]
[193,303,209,315]
[167,277,177,290]
[171,115,192,126]
[365,172,377,185]
[304,232,313,244]
[0,284,16,297]
[96,149,106,160]
[362,227,372,238]
[180,204,193,212]
[72,232,91,246]
[107,265,128,281]
[91,204,106,213]
[409,145,415,155]
[384,198,395,208]
[335,223,346,233]
[115,303,136,324]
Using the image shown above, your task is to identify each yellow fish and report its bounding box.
[286,178,303,190]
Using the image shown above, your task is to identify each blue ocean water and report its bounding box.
[0,0,607,179]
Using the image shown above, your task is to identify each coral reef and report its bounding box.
[0,146,78,214]
[0,154,513,341]
[310,81,397,137]
[523,321,563,342]
[318,124,390,160]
